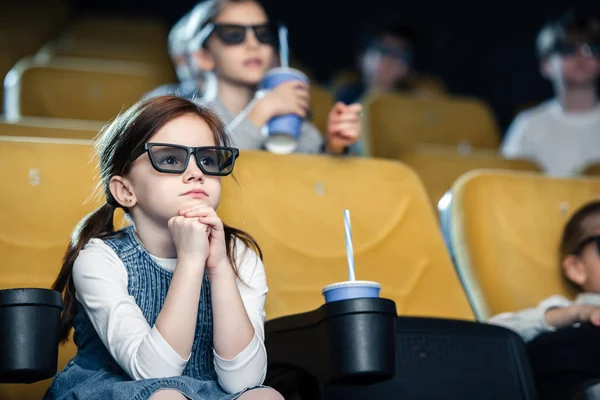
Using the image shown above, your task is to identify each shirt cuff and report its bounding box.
[150,326,190,370]
[213,332,262,369]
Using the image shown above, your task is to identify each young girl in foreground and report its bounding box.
[490,200,600,342]
[45,95,282,400]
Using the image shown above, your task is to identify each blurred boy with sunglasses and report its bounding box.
[502,11,600,177]
[188,0,362,155]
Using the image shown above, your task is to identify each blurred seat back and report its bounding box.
[62,16,167,47]
[0,118,101,139]
[0,1,69,54]
[0,136,101,289]
[219,151,474,321]
[4,56,168,121]
[363,92,500,158]
[442,170,600,320]
[399,144,541,207]
[37,40,172,69]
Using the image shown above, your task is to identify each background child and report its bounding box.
[189,0,362,155]
[501,11,600,177]
[47,95,282,400]
[489,200,600,343]
[335,18,419,105]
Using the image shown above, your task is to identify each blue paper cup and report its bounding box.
[322,281,381,303]
[260,67,309,154]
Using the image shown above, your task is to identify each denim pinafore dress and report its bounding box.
[44,226,257,400]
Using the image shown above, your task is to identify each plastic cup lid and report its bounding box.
[263,67,308,82]
[322,280,381,293]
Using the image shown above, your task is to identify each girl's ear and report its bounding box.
[109,176,138,208]
[193,49,215,71]
[563,254,587,287]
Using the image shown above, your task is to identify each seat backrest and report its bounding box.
[445,170,600,320]
[0,118,102,139]
[39,41,172,67]
[63,16,167,46]
[0,136,119,400]
[5,56,168,121]
[219,151,474,321]
[363,92,500,159]
[399,144,541,207]
[0,2,69,54]
[0,136,102,289]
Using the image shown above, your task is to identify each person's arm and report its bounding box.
[73,240,192,379]
[210,242,268,393]
[154,215,211,359]
[488,295,573,342]
[205,98,268,150]
[544,303,600,329]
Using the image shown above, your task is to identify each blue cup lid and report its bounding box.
[322,280,381,294]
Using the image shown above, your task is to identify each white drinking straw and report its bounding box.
[278,25,289,68]
[344,209,356,281]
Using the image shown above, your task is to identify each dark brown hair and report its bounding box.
[559,200,600,291]
[52,95,261,342]
[537,11,600,59]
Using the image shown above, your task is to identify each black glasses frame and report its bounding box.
[555,41,600,58]
[131,143,239,176]
[211,23,275,45]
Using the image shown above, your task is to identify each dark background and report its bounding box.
[68,0,600,134]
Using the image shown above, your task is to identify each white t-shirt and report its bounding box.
[72,237,268,394]
[488,293,600,342]
[501,99,600,177]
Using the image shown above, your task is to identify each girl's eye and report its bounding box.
[158,156,181,165]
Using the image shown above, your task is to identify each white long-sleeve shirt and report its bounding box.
[488,293,600,342]
[500,99,600,177]
[72,238,268,394]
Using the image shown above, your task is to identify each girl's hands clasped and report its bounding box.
[168,214,210,266]
[177,204,229,276]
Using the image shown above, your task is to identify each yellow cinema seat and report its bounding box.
[444,170,600,321]
[363,92,500,158]
[219,151,474,321]
[4,56,168,121]
[399,144,541,207]
[0,136,100,400]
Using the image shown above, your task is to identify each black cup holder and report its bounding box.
[265,297,397,385]
[0,288,64,384]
